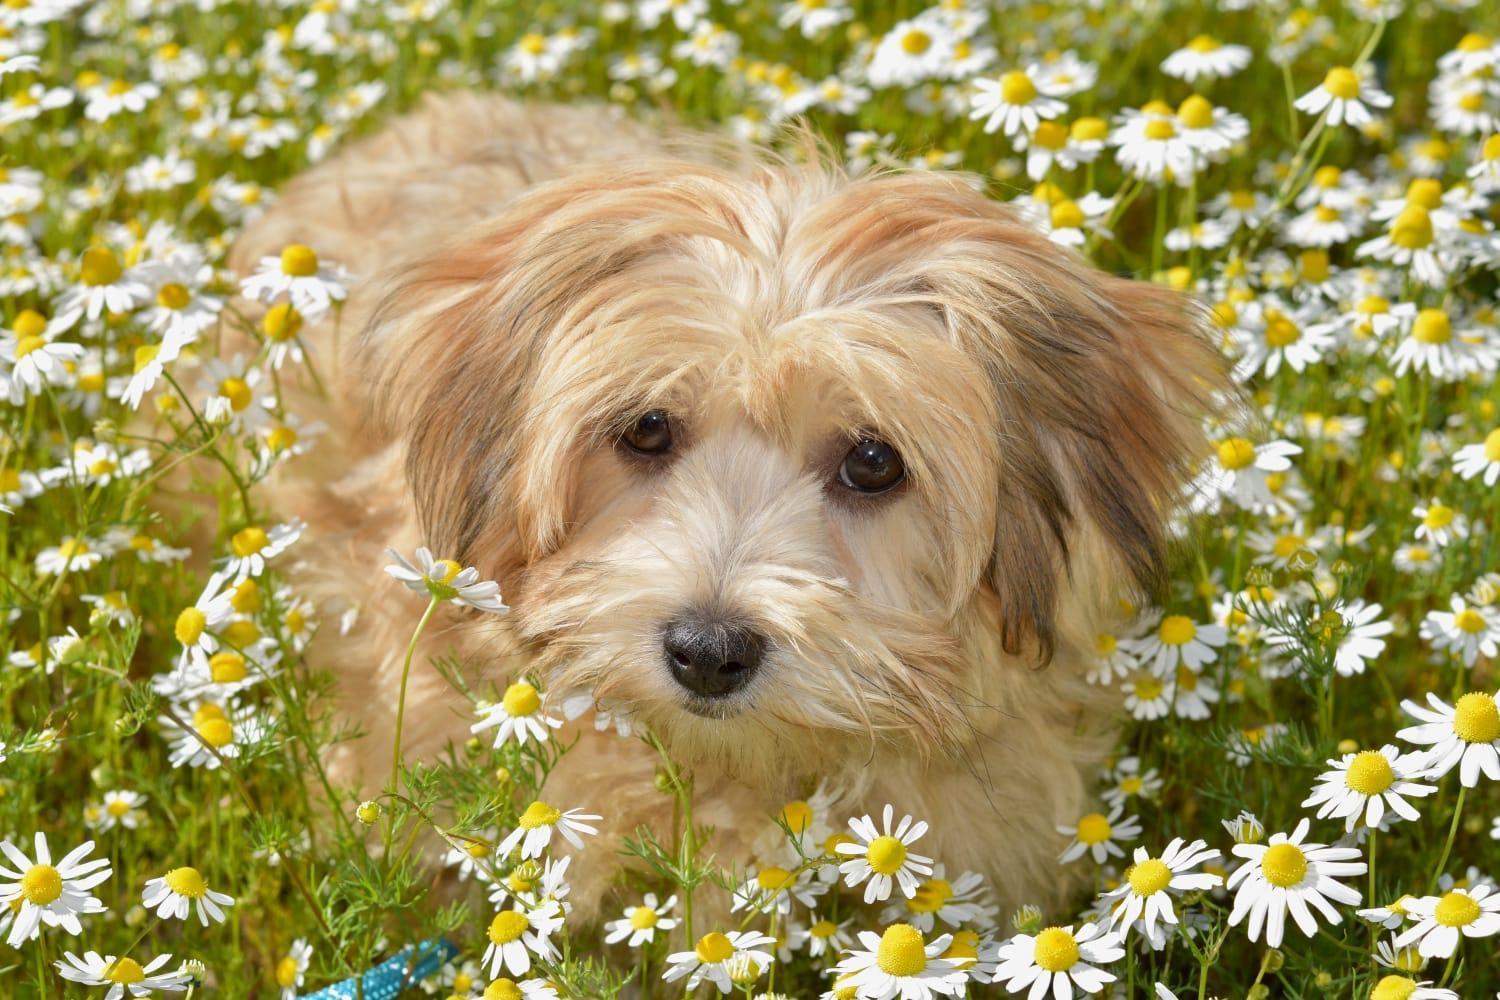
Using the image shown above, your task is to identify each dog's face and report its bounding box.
[364,161,1221,777]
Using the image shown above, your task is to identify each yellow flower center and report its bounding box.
[105,958,146,985]
[999,70,1037,105]
[1178,95,1214,129]
[1144,118,1177,140]
[1159,615,1197,646]
[519,32,546,55]
[1345,751,1395,795]
[1459,91,1484,112]
[132,344,160,373]
[275,956,299,987]
[1390,205,1434,249]
[1075,812,1112,844]
[1187,34,1221,52]
[14,334,45,358]
[1406,178,1443,209]
[1217,437,1257,470]
[906,878,953,913]
[1434,891,1480,927]
[175,606,207,645]
[502,681,541,717]
[20,864,62,905]
[262,303,303,341]
[755,866,793,892]
[232,526,269,556]
[518,801,561,829]
[866,835,908,875]
[219,377,252,412]
[1032,926,1079,972]
[223,620,260,648]
[431,558,463,583]
[1370,976,1418,1000]
[811,918,838,939]
[1455,608,1487,634]
[1070,116,1106,141]
[485,981,523,1000]
[1132,675,1164,700]
[488,910,529,944]
[209,651,247,683]
[196,716,234,747]
[106,798,132,818]
[1033,120,1068,150]
[267,425,299,452]
[1483,429,1500,462]
[1453,692,1500,743]
[466,840,490,859]
[1457,32,1492,51]
[1261,842,1308,887]
[629,906,658,930]
[941,929,978,967]
[1127,858,1172,896]
[164,866,207,898]
[279,244,319,277]
[13,309,48,338]
[1323,67,1361,100]
[156,283,190,310]
[80,247,123,286]
[695,931,735,964]
[875,923,927,977]
[1411,308,1451,344]
[779,799,813,833]
[1264,310,1301,347]
[230,578,260,613]
[900,29,932,55]
[1050,199,1085,230]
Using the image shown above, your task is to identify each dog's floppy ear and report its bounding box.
[855,174,1226,660]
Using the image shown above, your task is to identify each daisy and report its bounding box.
[1358,894,1421,930]
[603,893,678,947]
[1295,66,1393,127]
[1452,428,1500,485]
[791,912,854,960]
[777,0,851,39]
[1398,692,1500,786]
[1420,597,1500,665]
[1,316,84,404]
[865,17,956,90]
[881,866,995,933]
[471,680,562,747]
[969,67,1066,138]
[1394,543,1441,575]
[1170,665,1220,721]
[1394,884,1500,958]
[1161,36,1252,82]
[1122,669,1174,721]
[1057,806,1142,864]
[661,929,775,995]
[95,790,148,832]
[160,701,267,770]
[1303,745,1436,831]
[1132,612,1227,675]
[1233,305,1336,379]
[480,980,557,1000]
[142,867,235,925]
[1189,437,1302,513]
[1226,818,1365,948]
[732,863,826,915]
[989,922,1125,999]
[496,801,601,861]
[835,805,935,903]
[0,833,111,947]
[172,570,236,673]
[1085,630,1139,685]
[481,900,564,978]
[832,923,968,999]
[55,952,189,999]
[239,243,347,317]
[52,247,151,326]
[1367,977,1456,1000]
[1101,758,1163,809]
[34,536,105,576]
[222,520,304,579]
[386,546,508,613]
[1101,838,1222,945]
[274,939,312,999]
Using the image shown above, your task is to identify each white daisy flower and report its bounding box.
[160,701,267,770]
[662,929,775,995]
[1302,745,1436,831]
[0,833,111,947]
[1452,428,1500,485]
[881,866,995,933]
[141,866,235,925]
[1190,437,1303,514]
[386,546,508,613]
[969,67,1066,137]
[239,243,347,317]
[221,520,303,579]
[274,939,312,999]
[1101,758,1163,809]
[732,863,826,915]
[832,923,968,999]
[50,247,150,327]
[865,17,956,89]
[95,790,148,832]
[835,805,935,904]
[1226,818,1365,948]
[1101,838,1221,946]
[1398,692,1500,787]
[471,680,562,747]
[1420,596,1500,666]
[55,952,189,999]
[1,314,85,404]
[496,801,601,861]
[791,911,854,960]
[1122,668,1174,721]
[1394,884,1500,958]
[1357,894,1421,930]
[1365,976,1456,1000]
[990,922,1125,998]
[1057,806,1142,864]
[1294,65,1393,127]
[34,536,105,576]
[1131,612,1227,675]
[1161,36,1252,81]
[481,900,564,978]
[603,893,678,947]
[1109,104,1200,186]
[172,570,237,673]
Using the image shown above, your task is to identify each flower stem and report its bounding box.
[1429,783,1466,889]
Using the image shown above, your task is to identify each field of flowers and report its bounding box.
[3,0,1500,997]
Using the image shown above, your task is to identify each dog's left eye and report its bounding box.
[621,409,673,455]
[838,438,905,494]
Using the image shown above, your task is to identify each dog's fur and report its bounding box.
[231,92,1225,922]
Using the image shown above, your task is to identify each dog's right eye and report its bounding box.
[620,409,673,455]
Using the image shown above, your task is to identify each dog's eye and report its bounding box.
[621,409,673,455]
[839,438,905,494]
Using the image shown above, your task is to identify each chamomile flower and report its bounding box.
[1101,758,1163,809]
[1122,668,1174,721]
[832,923,968,999]
[791,912,854,960]
[1057,806,1142,864]
[604,893,678,947]
[1132,612,1227,675]
[34,536,105,576]
[386,546,508,613]
[865,17,956,89]
[55,952,189,998]
[835,805,935,904]
[1226,818,1365,948]
[274,939,312,999]
[878,867,995,935]
[1161,36,1252,82]
[1394,884,1500,958]
[990,922,1125,999]
[160,701,267,770]
[1420,596,1500,665]
[1190,437,1302,514]
[662,929,775,995]
[969,67,1065,137]
[1303,745,1436,831]
[1398,692,1500,786]
[481,901,563,978]
[1295,66,1393,128]
[221,520,303,579]
[1109,104,1199,185]
[51,248,150,327]
[239,244,347,317]
[471,681,562,747]
[95,790,148,832]
[1101,839,1222,945]
[141,867,235,925]
[1452,428,1500,485]
[732,863,826,915]
[1,311,85,404]
[496,801,601,861]
[172,570,236,672]
[0,833,111,947]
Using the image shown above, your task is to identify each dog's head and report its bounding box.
[362,158,1223,778]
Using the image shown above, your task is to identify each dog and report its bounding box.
[230,91,1225,923]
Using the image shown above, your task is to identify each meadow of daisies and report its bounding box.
[3,0,1500,997]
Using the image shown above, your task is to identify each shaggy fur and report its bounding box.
[231,92,1225,922]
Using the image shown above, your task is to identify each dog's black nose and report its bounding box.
[663,614,764,698]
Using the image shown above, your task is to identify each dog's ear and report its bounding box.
[845,174,1227,660]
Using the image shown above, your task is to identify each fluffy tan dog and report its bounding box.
[231,92,1224,922]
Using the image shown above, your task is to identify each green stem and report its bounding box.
[388,595,441,803]
[1429,784,1467,889]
